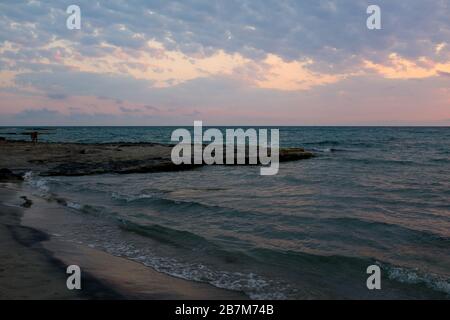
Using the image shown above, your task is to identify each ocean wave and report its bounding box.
[115,192,450,247]
[138,256,290,300]
[51,195,111,218]
[345,158,418,166]
[66,201,83,210]
[113,193,261,219]
[430,158,450,163]
[327,217,450,247]
[382,264,450,295]
[311,147,342,153]
[119,220,216,250]
[303,140,375,148]
[23,171,51,197]
[256,212,450,248]
[249,248,450,297]
[111,192,158,202]
[22,183,450,299]
[304,140,341,146]
[114,219,450,297]
[69,217,293,299]
[52,186,450,250]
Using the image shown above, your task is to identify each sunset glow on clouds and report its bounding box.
[0,0,449,125]
[364,53,450,79]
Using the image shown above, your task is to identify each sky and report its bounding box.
[0,0,449,126]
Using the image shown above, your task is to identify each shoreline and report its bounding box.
[0,183,248,300]
[0,185,121,299]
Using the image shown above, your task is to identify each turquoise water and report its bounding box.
[9,127,450,299]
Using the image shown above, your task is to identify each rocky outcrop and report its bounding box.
[43,160,202,176]
[279,148,314,161]
[0,168,24,182]
[0,140,314,177]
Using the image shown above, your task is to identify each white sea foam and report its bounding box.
[37,207,291,300]
[384,264,450,295]
[66,201,83,210]
[23,171,51,197]
[111,192,156,202]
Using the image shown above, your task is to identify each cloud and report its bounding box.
[183,110,201,117]
[2,1,449,73]
[437,71,450,78]
[144,105,160,112]
[1,0,450,125]
[0,107,178,126]
[46,92,69,100]
[364,53,450,79]
[13,108,61,120]
[119,106,142,113]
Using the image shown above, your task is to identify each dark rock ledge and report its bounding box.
[0,140,314,177]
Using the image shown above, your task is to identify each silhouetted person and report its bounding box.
[31,131,38,144]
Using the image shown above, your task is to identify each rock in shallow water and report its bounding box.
[0,168,24,182]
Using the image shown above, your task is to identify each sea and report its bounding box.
[1,126,449,299]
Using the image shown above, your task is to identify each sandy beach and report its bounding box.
[0,186,116,299]
[0,183,247,299]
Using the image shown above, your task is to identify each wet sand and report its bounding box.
[0,186,119,299]
[0,184,247,300]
